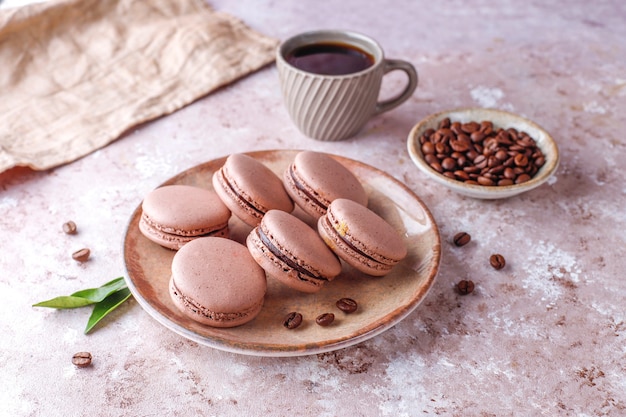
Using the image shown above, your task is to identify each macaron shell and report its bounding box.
[170,237,267,327]
[283,151,368,219]
[139,217,228,250]
[140,185,231,249]
[213,153,294,227]
[246,210,341,293]
[318,198,408,277]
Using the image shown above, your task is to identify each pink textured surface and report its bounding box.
[1,0,625,416]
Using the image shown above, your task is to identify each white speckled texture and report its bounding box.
[1,0,625,416]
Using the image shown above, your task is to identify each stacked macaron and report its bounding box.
[318,199,408,277]
[246,209,342,293]
[283,151,368,219]
[212,153,294,227]
[138,151,408,328]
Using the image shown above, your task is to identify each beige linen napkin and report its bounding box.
[0,0,278,173]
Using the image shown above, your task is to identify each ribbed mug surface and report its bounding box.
[279,65,383,141]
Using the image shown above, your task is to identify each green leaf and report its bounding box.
[84,288,132,334]
[33,277,126,309]
[32,295,96,309]
[70,277,127,303]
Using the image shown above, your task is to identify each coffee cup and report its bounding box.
[276,30,418,141]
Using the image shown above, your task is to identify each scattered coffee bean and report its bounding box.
[72,352,92,368]
[453,232,471,247]
[62,221,77,235]
[419,118,546,186]
[315,313,335,327]
[283,312,303,329]
[490,254,506,270]
[72,248,91,262]
[336,298,358,313]
[456,280,475,295]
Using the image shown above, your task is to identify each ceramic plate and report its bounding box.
[123,150,441,356]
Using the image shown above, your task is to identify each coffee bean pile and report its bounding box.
[419,118,546,186]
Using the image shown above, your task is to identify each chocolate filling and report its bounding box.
[323,216,386,266]
[288,165,327,211]
[257,227,326,282]
[220,169,264,216]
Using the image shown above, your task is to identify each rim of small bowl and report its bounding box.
[406,107,560,199]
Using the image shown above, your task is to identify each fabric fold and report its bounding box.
[0,0,278,172]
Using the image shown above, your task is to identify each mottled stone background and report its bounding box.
[1,0,624,416]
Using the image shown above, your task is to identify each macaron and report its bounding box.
[283,151,368,220]
[246,209,342,293]
[139,185,231,250]
[169,237,267,328]
[317,198,407,277]
[212,153,294,227]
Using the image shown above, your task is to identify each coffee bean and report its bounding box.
[283,312,303,329]
[62,221,77,235]
[453,232,471,247]
[534,155,546,167]
[429,161,443,173]
[72,248,90,262]
[72,352,92,368]
[494,149,508,161]
[441,157,457,171]
[450,139,470,152]
[470,131,485,143]
[435,142,448,154]
[336,298,358,313]
[490,254,506,270]
[454,170,470,181]
[422,142,435,155]
[420,119,546,187]
[450,122,463,135]
[461,121,480,133]
[456,280,475,295]
[315,313,335,327]
[514,153,529,167]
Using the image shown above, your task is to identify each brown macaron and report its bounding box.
[318,198,407,277]
[246,209,342,293]
[139,185,231,250]
[169,237,267,328]
[212,153,294,227]
[283,151,368,219]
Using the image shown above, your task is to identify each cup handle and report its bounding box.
[374,59,418,116]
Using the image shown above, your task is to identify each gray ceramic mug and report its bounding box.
[276,30,418,141]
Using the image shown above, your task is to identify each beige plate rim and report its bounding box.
[123,150,441,357]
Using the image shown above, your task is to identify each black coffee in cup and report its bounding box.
[285,42,375,75]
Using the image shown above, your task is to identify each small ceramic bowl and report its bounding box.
[407,108,559,199]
